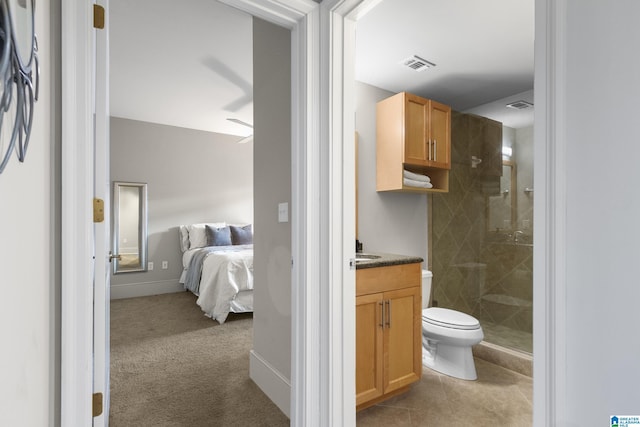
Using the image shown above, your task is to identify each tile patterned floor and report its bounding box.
[356,358,532,426]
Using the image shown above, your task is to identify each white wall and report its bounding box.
[355,82,428,265]
[250,18,292,416]
[559,0,640,422]
[109,117,253,299]
[0,1,57,425]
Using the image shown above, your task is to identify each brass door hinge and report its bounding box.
[93,198,104,223]
[93,4,105,29]
[92,392,103,417]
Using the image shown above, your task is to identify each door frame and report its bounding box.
[325,0,564,425]
[60,0,330,425]
[61,0,565,426]
[60,0,97,423]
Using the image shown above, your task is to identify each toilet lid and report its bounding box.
[422,307,480,330]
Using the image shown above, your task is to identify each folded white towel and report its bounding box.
[403,177,434,189]
[403,169,431,183]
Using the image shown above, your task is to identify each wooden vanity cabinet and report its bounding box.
[377,92,451,193]
[356,263,422,410]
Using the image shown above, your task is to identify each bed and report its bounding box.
[178,222,254,324]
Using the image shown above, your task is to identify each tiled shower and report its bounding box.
[431,111,533,354]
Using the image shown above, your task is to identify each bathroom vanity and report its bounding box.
[355,253,423,410]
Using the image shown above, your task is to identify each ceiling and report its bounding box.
[109,0,254,137]
[109,0,534,136]
[355,0,535,128]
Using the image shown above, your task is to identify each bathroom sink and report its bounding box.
[355,254,381,262]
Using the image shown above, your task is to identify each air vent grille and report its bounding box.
[506,100,534,110]
[400,55,435,72]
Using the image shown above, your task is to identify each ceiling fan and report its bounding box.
[227,118,253,144]
[202,55,252,112]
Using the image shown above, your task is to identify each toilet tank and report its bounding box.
[422,270,433,309]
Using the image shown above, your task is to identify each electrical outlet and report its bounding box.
[162,261,168,270]
[148,261,154,271]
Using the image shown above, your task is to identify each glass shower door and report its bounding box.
[431,112,533,354]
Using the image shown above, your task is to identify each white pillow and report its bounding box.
[179,225,190,252]
[187,222,226,249]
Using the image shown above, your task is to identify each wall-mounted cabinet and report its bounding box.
[376,92,451,193]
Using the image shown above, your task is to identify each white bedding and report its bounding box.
[181,245,253,324]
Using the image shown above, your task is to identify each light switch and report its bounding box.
[278,202,289,223]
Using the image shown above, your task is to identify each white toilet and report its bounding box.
[421,270,484,380]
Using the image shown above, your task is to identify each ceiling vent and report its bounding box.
[506,100,534,110]
[400,55,436,72]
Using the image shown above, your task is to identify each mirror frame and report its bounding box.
[112,181,148,274]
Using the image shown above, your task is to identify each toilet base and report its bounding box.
[422,342,478,380]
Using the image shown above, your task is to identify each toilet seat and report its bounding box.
[422,307,480,330]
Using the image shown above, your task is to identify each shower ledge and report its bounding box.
[481,294,532,308]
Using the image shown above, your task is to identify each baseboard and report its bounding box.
[110,279,184,300]
[249,349,291,418]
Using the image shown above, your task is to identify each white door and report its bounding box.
[93,1,110,426]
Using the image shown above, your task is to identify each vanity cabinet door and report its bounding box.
[384,286,422,394]
[356,262,422,410]
[356,293,385,405]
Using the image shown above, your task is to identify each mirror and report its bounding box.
[486,160,517,232]
[113,182,148,274]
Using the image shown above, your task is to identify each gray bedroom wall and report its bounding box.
[251,17,292,416]
[355,81,428,266]
[109,117,254,298]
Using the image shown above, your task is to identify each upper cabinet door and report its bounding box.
[403,93,451,169]
[404,94,429,166]
[427,100,451,170]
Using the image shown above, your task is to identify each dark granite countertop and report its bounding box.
[355,252,424,269]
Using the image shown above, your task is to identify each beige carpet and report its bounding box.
[110,291,289,426]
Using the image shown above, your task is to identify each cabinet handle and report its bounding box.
[385,300,391,328]
[379,301,385,328]
[433,139,437,162]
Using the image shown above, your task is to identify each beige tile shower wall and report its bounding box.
[432,115,533,338]
[515,126,534,234]
[432,112,496,316]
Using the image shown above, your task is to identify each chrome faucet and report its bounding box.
[512,230,524,243]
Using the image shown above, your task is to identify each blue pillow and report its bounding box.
[205,225,232,246]
[230,224,253,245]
